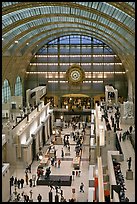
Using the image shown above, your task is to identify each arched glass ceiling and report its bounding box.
[16,29,128,58]
[2,16,134,56]
[6,25,129,56]
[2,5,134,32]
[3,19,133,51]
[7,24,132,53]
[3,16,133,42]
[2,2,135,56]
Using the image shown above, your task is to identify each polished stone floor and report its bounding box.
[8,111,135,202]
[9,125,90,202]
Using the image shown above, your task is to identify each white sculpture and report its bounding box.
[123,101,134,118]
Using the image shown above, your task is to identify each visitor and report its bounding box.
[29,178,32,187]
[17,193,21,201]
[54,160,57,167]
[28,164,31,173]
[25,173,29,185]
[17,179,21,189]
[79,182,84,192]
[20,178,24,188]
[25,194,29,202]
[29,190,33,200]
[61,148,64,158]
[51,157,55,166]
[129,126,133,134]
[119,132,122,142]
[58,159,61,168]
[10,176,14,186]
[127,157,132,170]
[68,145,70,152]
[37,193,42,202]
[14,177,18,186]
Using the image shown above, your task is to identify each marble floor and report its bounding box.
[8,114,135,202]
[9,125,90,202]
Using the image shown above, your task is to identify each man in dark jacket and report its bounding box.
[37,194,42,202]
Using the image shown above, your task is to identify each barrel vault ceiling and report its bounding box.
[2,2,135,91]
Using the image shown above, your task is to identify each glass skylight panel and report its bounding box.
[92,2,99,9]
[109,7,117,16]
[97,2,104,10]
[78,2,86,6]
[120,14,127,23]
[87,2,93,8]
[99,3,108,13]
[2,2,18,7]
[118,12,126,22]
[92,14,97,20]
[127,2,135,8]
[98,17,109,26]
[125,18,134,28]
[100,4,108,14]
[113,10,121,21]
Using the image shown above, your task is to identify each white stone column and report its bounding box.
[26,89,30,107]
[47,118,50,138]
[114,89,118,105]
[35,133,39,153]
[2,163,10,202]
[45,125,48,141]
[39,129,43,147]
[128,78,133,101]
[105,90,108,105]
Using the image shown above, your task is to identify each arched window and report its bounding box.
[2,79,11,103]
[15,76,22,96]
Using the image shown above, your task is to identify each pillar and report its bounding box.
[114,89,118,105]
[128,77,133,101]
[105,90,108,105]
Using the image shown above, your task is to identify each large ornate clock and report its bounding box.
[66,64,85,85]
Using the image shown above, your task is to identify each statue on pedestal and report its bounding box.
[123,101,134,118]
[127,157,132,171]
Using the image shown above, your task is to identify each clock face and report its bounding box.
[66,64,85,85]
[70,70,81,81]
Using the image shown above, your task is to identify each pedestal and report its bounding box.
[29,199,33,202]
[126,170,133,180]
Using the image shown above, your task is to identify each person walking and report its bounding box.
[17,179,21,189]
[17,193,21,201]
[37,193,42,202]
[25,173,29,185]
[28,164,31,173]
[51,157,55,166]
[54,149,57,158]
[129,125,133,134]
[61,148,64,158]
[10,176,14,186]
[29,178,32,187]
[54,160,57,167]
[79,182,84,193]
[29,190,33,200]
[68,145,70,152]
[14,177,18,186]
[26,194,29,202]
[119,132,122,142]
[58,159,61,168]
[20,178,24,188]
[127,157,132,170]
